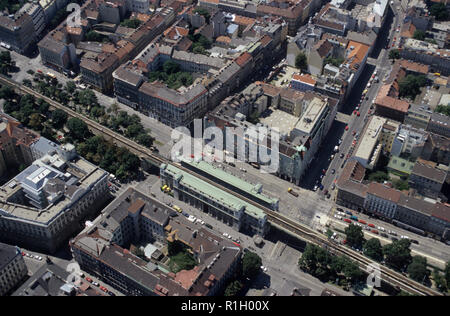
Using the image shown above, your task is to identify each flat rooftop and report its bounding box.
[260,109,300,136]
[294,97,327,135]
[355,115,386,161]
[161,164,266,220]
[181,158,278,206]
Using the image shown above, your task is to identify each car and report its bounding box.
[37,256,42,261]
[223,232,228,237]
[352,131,356,136]
[326,194,331,199]
[411,240,419,245]
[331,183,336,190]
[313,185,318,191]
[86,277,93,283]
[331,169,335,174]
[356,111,360,116]
[319,184,324,190]
[340,153,344,159]
[322,169,326,174]
[323,189,329,195]
[400,235,409,239]
[34,255,39,259]
[345,125,349,131]
[389,230,397,236]
[353,110,357,115]
[100,286,108,292]
[93,282,99,287]
[108,291,116,296]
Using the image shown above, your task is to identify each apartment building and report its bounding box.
[205,88,337,185]
[409,160,447,197]
[70,188,242,296]
[390,124,428,158]
[18,3,46,38]
[0,144,109,253]
[0,242,28,296]
[336,160,450,240]
[0,12,36,54]
[404,104,432,130]
[80,53,120,92]
[364,182,402,220]
[427,112,450,138]
[38,34,76,72]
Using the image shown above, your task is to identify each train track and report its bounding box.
[0,75,441,296]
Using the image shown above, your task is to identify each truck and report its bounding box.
[288,187,299,197]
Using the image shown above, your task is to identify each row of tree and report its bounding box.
[345,224,450,290]
[26,73,154,148]
[0,85,141,182]
[298,244,363,289]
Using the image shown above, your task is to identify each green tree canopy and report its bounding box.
[345,224,365,249]
[389,49,400,60]
[399,74,427,100]
[66,117,91,142]
[368,171,389,183]
[120,19,142,29]
[435,105,450,117]
[413,30,426,41]
[51,109,68,129]
[383,239,412,271]
[295,52,308,71]
[224,280,242,296]
[242,251,262,279]
[363,238,383,262]
[445,261,450,288]
[430,3,449,21]
[407,256,429,283]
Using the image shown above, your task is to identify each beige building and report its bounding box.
[0,242,28,296]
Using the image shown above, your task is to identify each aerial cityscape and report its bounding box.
[0,0,450,300]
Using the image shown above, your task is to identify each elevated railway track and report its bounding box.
[0,75,441,296]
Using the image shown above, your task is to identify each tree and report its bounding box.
[383,239,412,271]
[224,280,242,296]
[193,7,211,24]
[163,60,181,75]
[407,256,429,283]
[445,261,450,288]
[389,49,400,60]
[51,109,68,129]
[433,269,448,293]
[66,81,76,94]
[136,133,153,147]
[295,52,308,71]
[368,171,389,183]
[363,238,383,262]
[393,179,409,191]
[413,30,426,41]
[430,3,449,21]
[66,117,90,141]
[28,113,43,131]
[435,104,450,117]
[345,224,365,249]
[242,251,262,279]
[76,89,99,107]
[399,74,427,100]
[85,31,109,43]
[120,19,142,29]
